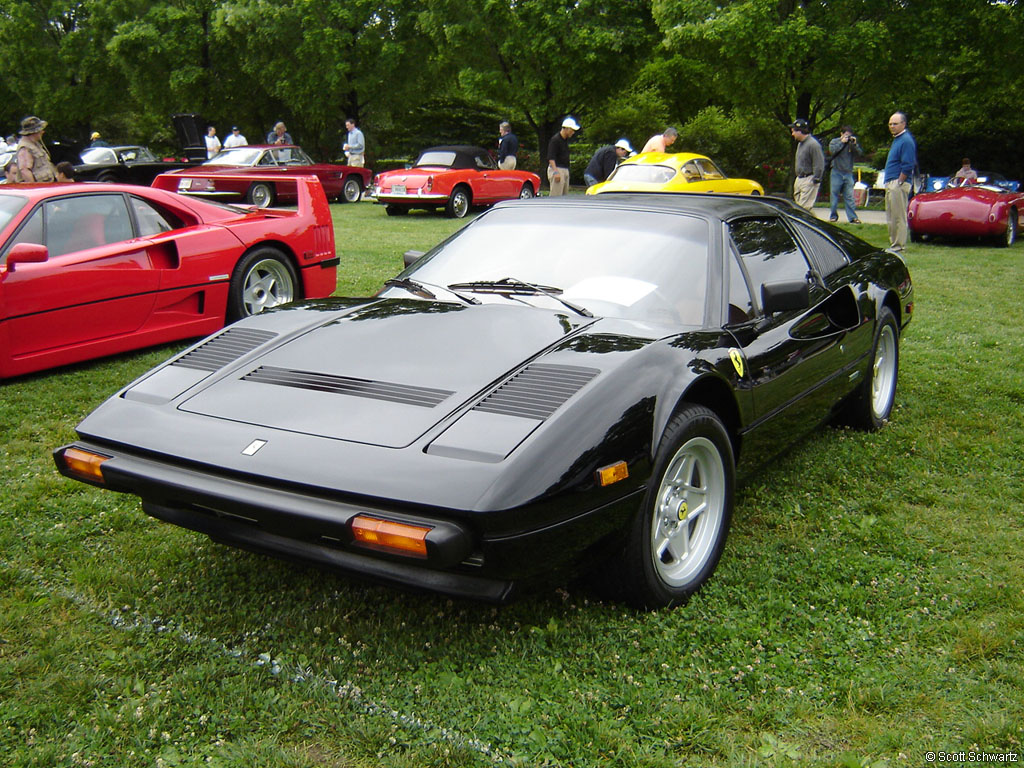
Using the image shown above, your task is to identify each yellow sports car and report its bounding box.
[587,152,764,196]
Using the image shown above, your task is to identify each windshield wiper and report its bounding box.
[447,277,593,317]
[383,277,480,305]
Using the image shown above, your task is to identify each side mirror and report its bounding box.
[761,280,810,315]
[403,249,425,269]
[5,242,48,272]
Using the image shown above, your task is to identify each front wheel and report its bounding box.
[227,247,299,321]
[445,186,471,218]
[841,306,899,430]
[518,184,535,199]
[997,209,1017,247]
[617,405,734,609]
[247,182,275,208]
[340,176,362,203]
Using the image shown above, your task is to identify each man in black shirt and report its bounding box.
[498,122,518,170]
[584,138,634,187]
[547,116,580,195]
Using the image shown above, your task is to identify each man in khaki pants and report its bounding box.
[789,119,823,210]
[883,112,916,251]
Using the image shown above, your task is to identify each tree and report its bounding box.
[420,0,660,177]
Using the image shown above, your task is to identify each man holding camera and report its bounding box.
[828,126,863,223]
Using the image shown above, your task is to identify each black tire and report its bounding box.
[247,182,276,208]
[385,204,408,217]
[96,171,118,183]
[226,247,299,321]
[518,184,535,199]
[617,404,735,609]
[340,176,362,203]
[841,306,899,431]
[445,186,471,218]
[910,230,923,243]
[997,209,1017,247]
[750,190,761,196]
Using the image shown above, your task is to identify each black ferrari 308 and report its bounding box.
[56,194,914,608]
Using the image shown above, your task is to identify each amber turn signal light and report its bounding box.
[350,515,431,558]
[596,460,629,487]
[60,447,110,484]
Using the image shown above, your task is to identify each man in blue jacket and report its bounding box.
[883,112,916,251]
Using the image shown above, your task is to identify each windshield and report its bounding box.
[0,193,28,233]
[608,164,677,185]
[402,205,709,326]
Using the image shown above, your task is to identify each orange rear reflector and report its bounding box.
[350,516,430,558]
[596,461,629,487]
[62,447,110,483]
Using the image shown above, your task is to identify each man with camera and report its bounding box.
[828,126,863,223]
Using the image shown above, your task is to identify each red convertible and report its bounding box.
[369,145,541,218]
[167,145,373,208]
[0,175,338,379]
[908,177,1024,246]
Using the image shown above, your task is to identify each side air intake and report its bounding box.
[242,366,454,408]
[473,363,599,420]
[171,328,277,372]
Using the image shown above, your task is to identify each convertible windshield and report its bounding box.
[608,164,677,185]
[404,206,709,326]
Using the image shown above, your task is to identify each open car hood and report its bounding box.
[177,300,592,448]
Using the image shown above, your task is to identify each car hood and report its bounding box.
[176,299,594,449]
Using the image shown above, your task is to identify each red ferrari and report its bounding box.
[167,145,373,208]
[908,177,1024,246]
[369,145,541,218]
[0,175,338,379]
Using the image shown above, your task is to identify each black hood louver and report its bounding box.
[473,363,599,421]
[242,366,454,408]
[171,328,278,372]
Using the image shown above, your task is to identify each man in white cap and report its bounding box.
[583,138,634,187]
[16,116,56,183]
[223,126,247,148]
[547,116,580,196]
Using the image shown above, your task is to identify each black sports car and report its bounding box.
[73,145,197,184]
[55,194,914,608]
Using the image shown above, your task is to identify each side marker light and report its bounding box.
[596,461,629,487]
[61,447,110,484]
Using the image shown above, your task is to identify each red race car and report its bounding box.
[908,177,1024,246]
[167,145,373,207]
[0,174,338,379]
[369,145,541,218]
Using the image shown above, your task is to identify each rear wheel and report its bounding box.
[247,182,276,208]
[617,404,734,609]
[385,204,408,217]
[96,171,118,183]
[519,184,535,199]
[841,307,899,430]
[227,247,299,321]
[340,176,362,203]
[445,186,471,218]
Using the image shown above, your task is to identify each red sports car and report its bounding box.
[908,177,1024,246]
[0,175,338,379]
[369,145,541,218]
[167,145,373,207]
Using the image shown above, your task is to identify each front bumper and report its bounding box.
[55,442,641,602]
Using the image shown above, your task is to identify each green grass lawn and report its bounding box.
[2,201,1022,767]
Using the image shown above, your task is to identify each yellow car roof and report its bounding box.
[620,152,710,167]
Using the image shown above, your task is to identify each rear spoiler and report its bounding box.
[151,172,331,223]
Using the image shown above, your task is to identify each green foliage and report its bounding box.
[677,106,791,191]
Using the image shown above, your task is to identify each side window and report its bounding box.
[728,217,821,313]
[681,162,701,182]
[696,158,725,180]
[130,196,182,236]
[44,194,134,258]
[1,205,43,264]
[727,247,754,323]
[792,221,850,276]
